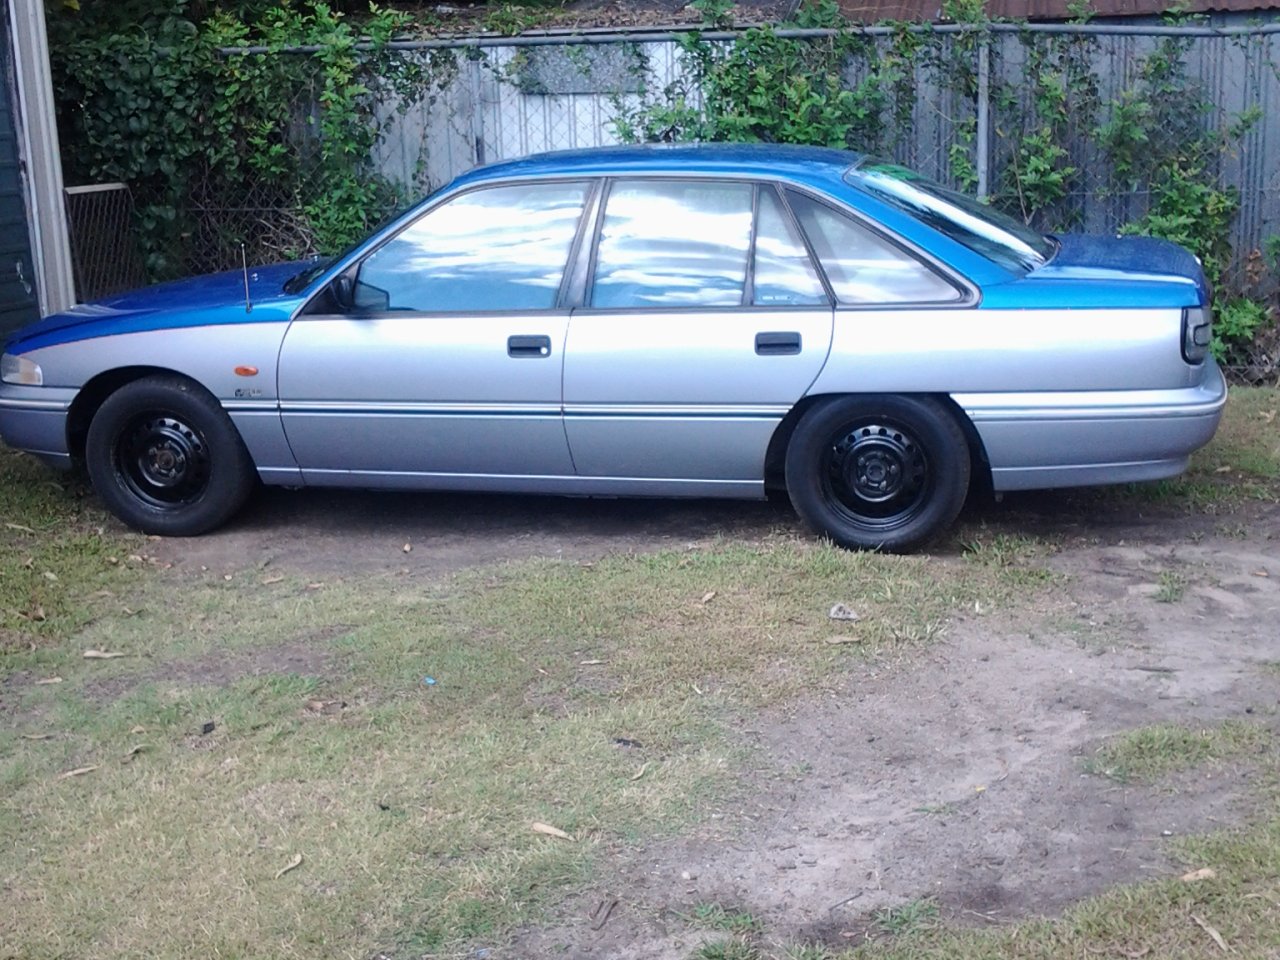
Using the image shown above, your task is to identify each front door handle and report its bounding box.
[755,331,802,356]
[508,335,552,358]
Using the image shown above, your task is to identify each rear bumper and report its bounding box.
[956,361,1228,491]
[0,384,75,468]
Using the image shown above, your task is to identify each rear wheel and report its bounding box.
[785,395,970,552]
[85,376,255,536]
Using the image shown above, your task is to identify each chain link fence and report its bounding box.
[64,21,1280,381]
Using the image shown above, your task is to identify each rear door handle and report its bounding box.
[508,335,552,358]
[755,331,802,356]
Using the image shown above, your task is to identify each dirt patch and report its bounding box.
[506,517,1280,959]
[143,487,799,578]
[81,627,345,705]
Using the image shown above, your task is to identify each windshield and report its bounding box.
[846,161,1055,273]
[282,256,334,294]
[281,199,427,295]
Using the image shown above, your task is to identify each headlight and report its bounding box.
[1182,307,1212,365]
[1,353,43,385]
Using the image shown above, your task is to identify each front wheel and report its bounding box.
[785,395,970,552]
[85,376,256,536]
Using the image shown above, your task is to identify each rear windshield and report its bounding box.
[845,161,1055,273]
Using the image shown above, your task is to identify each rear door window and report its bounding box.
[787,191,962,305]
[590,180,754,308]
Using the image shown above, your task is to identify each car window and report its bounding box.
[787,192,963,305]
[590,180,753,309]
[753,189,828,307]
[849,162,1054,272]
[353,182,589,313]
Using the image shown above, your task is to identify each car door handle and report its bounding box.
[507,335,552,358]
[755,331,802,356]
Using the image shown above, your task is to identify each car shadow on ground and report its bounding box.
[142,477,1251,577]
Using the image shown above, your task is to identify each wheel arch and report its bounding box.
[764,392,992,495]
[67,366,196,461]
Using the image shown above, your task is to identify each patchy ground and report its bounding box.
[135,488,1280,957]
[2,386,1278,960]
[146,485,798,577]
[509,518,1280,957]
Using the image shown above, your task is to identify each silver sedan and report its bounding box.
[0,145,1226,550]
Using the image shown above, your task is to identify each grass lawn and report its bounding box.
[1,386,1278,959]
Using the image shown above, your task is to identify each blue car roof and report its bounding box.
[452,143,865,187]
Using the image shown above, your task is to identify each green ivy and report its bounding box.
[49,0,445,278]
[612,0,909,154]
[1212,298,1271,364]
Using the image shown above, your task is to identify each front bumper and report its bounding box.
[956,360,1229,491]
[0,384,76,468]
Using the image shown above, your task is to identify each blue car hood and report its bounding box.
[1037,234,1209,300]
[5,262,309,352]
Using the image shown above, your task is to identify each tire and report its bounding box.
[784,394,970,552]
[85,375,256,536]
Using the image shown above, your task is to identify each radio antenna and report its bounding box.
[241,244,252,314]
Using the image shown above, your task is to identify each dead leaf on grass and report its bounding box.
[699,590,716,604]
[122,744,147,761]
[630,763,649,781]
[21,733,53,740]
[579,659,606,666]
[1214,466,1233,474]
[34,676,63,685]
[42,571,58,582]
[1191,913,1230,953]
[261,575,284,585]
[1253,570,1270,578]
[56,765,98,780]
[4,522,35,534]
[1181,867,1217,882]
[129,725,146,735]
[824,635,862,645]
[531,822,575,841]
[83,650,127,660]
[828,603,860,621]
[305,699,346,715]
[274,853,304,879]
[402,542,412,553]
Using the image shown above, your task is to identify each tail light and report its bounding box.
[1182,306,1211,364]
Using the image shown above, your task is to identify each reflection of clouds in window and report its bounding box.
[789,193,959,305]
[752,190,826,306]
[592,181,753,308]
[854,166,1050,273]
[358,183,587,311]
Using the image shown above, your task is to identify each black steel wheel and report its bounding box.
[86,376,256,536]
[785,395,970,552]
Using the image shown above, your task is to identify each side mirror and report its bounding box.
[332,274,355,311]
